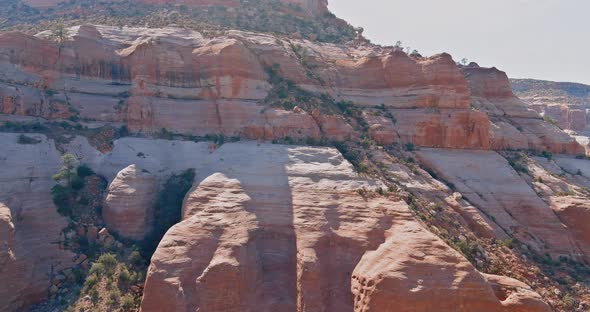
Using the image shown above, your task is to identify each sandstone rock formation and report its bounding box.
[103,164,157,240]
[140,143,549,312]
[0,3,589,310]
[0,25,582,155]
[1,27,472,142]
[0,133,73,311]
[522,156,590,263]
[352,212,549,312]
[461,64,584,154]
[415,148,581,260]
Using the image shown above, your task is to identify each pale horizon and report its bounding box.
[329,0,590,85]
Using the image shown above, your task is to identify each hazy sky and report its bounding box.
[329,0,590,85]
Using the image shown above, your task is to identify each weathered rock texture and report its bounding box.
[415,148,582,261]
[103,164,157,240]
[0,25,582,154]
[461,64,584,154]
[0,133,73,311]
[0,26,478,147]
[522,156,590,263]
[140,143,549,312]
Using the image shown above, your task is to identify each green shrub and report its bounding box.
[120,294,135,311]
[89,263,106,276]
[118,265,131,284]
[108,288,121,304]
[333,142,364,172]
[404,143,416,151]
[51,184,71,216]
[77,164,95,178]
[127,250,144,267]
[53,153,79,186]
[335,100,355,117]
[509,161,528,174]
[83,274,99,290]
[453,239,479,263]
[541,151,553,160]
[89,287,100,303]
[97,253,118,274]
[71,176,85,190]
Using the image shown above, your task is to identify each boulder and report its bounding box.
[104,164,157,240]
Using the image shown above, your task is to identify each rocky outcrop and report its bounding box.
[352,212,549,312]
[364,108,490,149]
[461,64,584,154]
[543,104,587,132]
[140,143,549,312]
[103,164,157,240]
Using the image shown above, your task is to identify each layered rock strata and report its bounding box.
[415,148,582,260]
[461,64,583,154]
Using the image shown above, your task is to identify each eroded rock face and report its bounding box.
[525,156,590,263]
[364,109,490,149]
[140,143,548,312]
[0,25,486,150]
[0,25,583,154]
[461,64,584,154]
[0,133,73,311]
[104,164,157,240]
[352,212,549,312]
[415,149,582,260]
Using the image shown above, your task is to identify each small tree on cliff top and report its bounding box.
[53,153,78,187]
[50,20,68,45]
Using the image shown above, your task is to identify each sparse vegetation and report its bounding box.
[404,143,415,152]
[0,120,127,152]
[17,134,41,144]
[73,252,144,311]
[50,154,107,219]
[333,142,366,173]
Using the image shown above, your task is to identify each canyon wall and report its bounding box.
[1,132,590,311]
[0,25,583,154]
